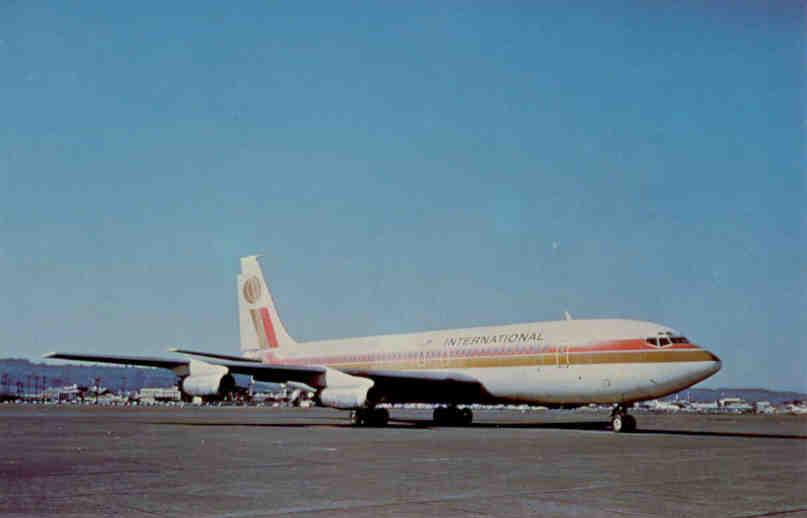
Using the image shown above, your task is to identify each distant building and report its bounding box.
[718,397,753,413]
[784,402,807,415]
[43,384,82,402]
[754,401,775,414]
[690,401,719,412]
[139,387,181,402]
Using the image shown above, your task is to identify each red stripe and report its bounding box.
[568,339,697,353]
[259,308,279,348]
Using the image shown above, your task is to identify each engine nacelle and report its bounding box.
[315,368,374,410]
[179,360,236,398]
[181,373,236,397]
[318,387,370,409]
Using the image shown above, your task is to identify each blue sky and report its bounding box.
[1,3,804,391]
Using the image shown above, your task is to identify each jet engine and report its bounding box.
[318,386,370,409]
[315,368,375,409]
[179,360,236,399]
[181,373,236,397]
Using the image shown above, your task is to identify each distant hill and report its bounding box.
[664,387,807,404]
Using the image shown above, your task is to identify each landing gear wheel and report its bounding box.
[610,405,637,433]
[370,408,389,427]
[621,414,636,432]
[353,408,389,427]
[433,406,456,426]
[611,413,625,433]
[460,407,473,426]
[433,406,473,426]
[352,409,368,426]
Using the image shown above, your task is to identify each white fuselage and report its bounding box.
[245,318,721,406]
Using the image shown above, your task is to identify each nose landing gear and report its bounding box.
[611,405,637,433]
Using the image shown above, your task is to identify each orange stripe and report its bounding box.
[249,309,268,349]
[250,308,279,349]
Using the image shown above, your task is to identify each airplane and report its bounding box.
[46,255,721,432]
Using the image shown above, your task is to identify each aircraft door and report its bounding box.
[556,344,571,368]
[440,344,449,369]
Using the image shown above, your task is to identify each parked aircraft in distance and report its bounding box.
[47,255,721,432]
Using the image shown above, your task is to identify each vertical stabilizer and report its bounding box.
[239,255,296,359]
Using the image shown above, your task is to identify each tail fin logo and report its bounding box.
[243,276,278,348]
[238,256,296,351]
[243,276,261,304]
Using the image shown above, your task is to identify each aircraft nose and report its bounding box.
[679,349,721,388]
[703,350,721,377]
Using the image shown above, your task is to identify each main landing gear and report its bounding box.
[352,407,389,427]
[610,405,637,433]
[433,406,473,426]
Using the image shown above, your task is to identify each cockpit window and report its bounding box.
[646,335,689,347]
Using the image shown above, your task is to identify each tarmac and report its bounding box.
[1,405,805,518]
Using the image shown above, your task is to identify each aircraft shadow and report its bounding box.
[142,420,429,430]
[389,418,807,440]
[143,419,807,439]
[624,428,807,440]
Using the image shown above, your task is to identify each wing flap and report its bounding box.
[170,348,262,363]
[193,358,328,388]
[343,368,488,405]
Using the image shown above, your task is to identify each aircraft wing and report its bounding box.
[173,350,486,399]
[44,352,328,388]
[188,352,487,402]
[45,352,487,403]
[44,352,188,371]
